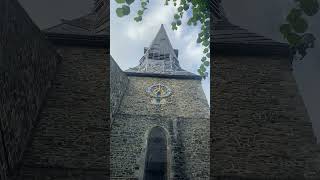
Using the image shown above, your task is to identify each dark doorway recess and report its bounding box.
[143,127,168,180]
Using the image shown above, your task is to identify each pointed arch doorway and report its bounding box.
[143,127,168,180]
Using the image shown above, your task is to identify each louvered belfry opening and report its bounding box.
[143,127,168,180]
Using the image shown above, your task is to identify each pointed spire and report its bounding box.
[147,24,177,59]
[125,25,198,77]
[127,24,194,75]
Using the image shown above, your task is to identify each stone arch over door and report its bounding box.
[143,126,168,180]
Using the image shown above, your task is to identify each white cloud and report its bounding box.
[110,0,210,103]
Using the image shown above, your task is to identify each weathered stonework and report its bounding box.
[111,25,210,179]
[0,0,61,179]
[1,0,110,179]
[211,55,320,179]
[111,75,210,179]
[110,56,128,120]
[16,46,108,180]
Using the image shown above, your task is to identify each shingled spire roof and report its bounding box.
[43,0,108,36]
[149,24,178,60]
[42,1,108,47]
[126,25,199,78]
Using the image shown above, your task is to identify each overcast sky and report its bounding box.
[18,0,319,140]
[110,0,211,103]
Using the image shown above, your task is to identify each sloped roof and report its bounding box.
[43,0,289,55]
[43,13,107,36]
[209,0,224,19]
[212,19,290,56]
[212,20,286,46]
[209,0,290,56]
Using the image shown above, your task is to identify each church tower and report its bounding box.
[110,25,210,179]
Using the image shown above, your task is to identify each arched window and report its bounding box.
[143,127,167,180]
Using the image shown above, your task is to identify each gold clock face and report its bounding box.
[146,83,172,98]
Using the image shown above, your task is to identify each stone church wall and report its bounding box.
[17,46,108,180]
[179,117,210,178]
[111,76,210,179]
[211,55,320,179]
[116,77,209,118]
[0,0,61,179]
[110,56,128,120]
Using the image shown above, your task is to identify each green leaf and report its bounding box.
[174,14,180,19]
[286,8,302,24]
[291,17,308,33]
[126,0,135,5]
[176,20,182,26]
[201,57,206,62]
[297,0,319,16]
[200,64,206,71]
[122,5,130,15]
[187,20,192,26]
[183,4,189,10]
[204,61,209,66]
[199,31,204,37]
[116,8,125,17]
[203,48,209,53]
[141,2,147,6]
[115,0,126,3]
[138,10,143,15]
[198,69,204,76]
[280,24,292,35]
[171,22,177,30]
[203,32,209,39]
[287,32,302,45]
[197,37,202,43]
[134,16,142,22]
[202,40,209,47]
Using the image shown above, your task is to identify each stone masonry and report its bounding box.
[211,54,320,179]
[110,56,128,121]
[17,46,108,180]
[111,26,210,179]
[1,0,109,179]
[0,0,61,179]
[111,77,210,179]
[3,0,320,179]
[211,2,320,178]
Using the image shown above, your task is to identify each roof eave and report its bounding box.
[213,42,292,57]
[125,72,202,80]
[43,32,109,48]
